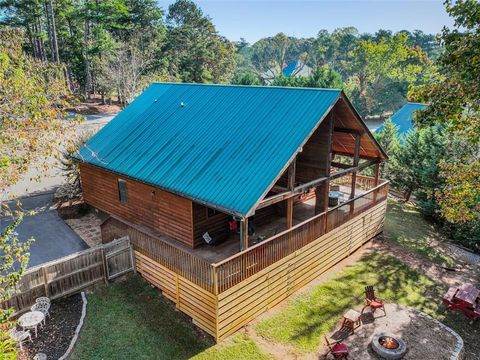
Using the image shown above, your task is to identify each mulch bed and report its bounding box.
[17,293,83,360]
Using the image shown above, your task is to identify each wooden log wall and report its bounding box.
[192,203,230,247]
[215,201,386,341]
[80,163,195,247]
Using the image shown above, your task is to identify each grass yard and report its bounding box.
[70,276,268,360]
[384,199,455,266]
[256,251,441,352]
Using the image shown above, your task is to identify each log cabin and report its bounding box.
[77,83,389,341]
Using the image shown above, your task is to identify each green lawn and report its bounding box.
[384,199,455,266]
[256,251,441,352]
[71,276,268,360]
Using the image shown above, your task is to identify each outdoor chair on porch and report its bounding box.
[361,286,386,316]
[324,336,349,359]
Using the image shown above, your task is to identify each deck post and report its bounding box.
[373,163,380,203]
[350,134,361,214]
[240,217,248,251]
[286,159,296,229]
[286,198,293,229]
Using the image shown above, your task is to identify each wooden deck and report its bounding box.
[127,180,389,341]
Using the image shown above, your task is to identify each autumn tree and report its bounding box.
[410,0,479,249]
[344,33,433,117]
[0,28,76,357]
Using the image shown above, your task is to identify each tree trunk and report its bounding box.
[49,0,60,63]
[84,15,91,99]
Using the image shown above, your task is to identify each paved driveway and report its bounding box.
[1,192,88,268]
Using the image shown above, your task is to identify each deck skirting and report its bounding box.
[134,200,387,341]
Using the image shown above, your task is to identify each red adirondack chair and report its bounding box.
[362,286,386,316]
[324,337,349,359]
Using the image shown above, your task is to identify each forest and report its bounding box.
[1,0,439,118]
[0,0,478,253]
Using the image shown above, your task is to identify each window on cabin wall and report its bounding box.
[118,179,128,203]
[206,207,219,218]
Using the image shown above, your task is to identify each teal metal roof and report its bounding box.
[79,83,341,216]
[376,102,428,136]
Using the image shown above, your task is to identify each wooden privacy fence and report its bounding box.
[3,237,134,313]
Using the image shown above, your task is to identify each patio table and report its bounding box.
[443,285,480,320]
[18,311,44,338]
[455,284,480,307]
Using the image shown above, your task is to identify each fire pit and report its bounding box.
[371,333,407,359]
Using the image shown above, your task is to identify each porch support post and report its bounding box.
[240,217,248,251]
[286,198,293,229]
[350,134,361,199]
[374,163,380,186]
[286,159,296,229]
[373,162,380,203]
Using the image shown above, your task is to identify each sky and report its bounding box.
[157,0,454,43]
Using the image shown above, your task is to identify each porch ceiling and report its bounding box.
[332,97,386,160]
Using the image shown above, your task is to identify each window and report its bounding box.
[118,179,128,203]
[206,207,219,218]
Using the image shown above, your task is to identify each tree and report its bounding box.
[410,0,480,239]
[344,33,433,117]
[412,0,480,143]
[0,28,77,197]
[388,126,445,207]
[0,215,33,359]
[270,65,343,89]
[232,71,261,85]
[374,118,400,178]
[164,0,235,83]
[0,28,74,358]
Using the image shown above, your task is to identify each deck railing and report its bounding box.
[128,179,388,294]
[126,225,216,293]
[213,180,389,293]
[332,173,378,190]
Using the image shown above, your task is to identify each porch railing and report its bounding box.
[332,173,378,190]
[129,179,388,294]
[213,180,389,293]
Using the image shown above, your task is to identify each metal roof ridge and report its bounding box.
[150,82,343,92]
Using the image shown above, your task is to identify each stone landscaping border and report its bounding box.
[58,292,88,360]
[416,310,464,360]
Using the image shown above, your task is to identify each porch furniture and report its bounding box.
[443,284,480,319]
[330,185,341,191]
[362,286,386,316]
[342,309,361,332]
[31,302,49,325]
[36,297,51,305]
[325,336,349,359]
[18,311,45,338]
[9,327,32,351]
[329,191,343,207]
